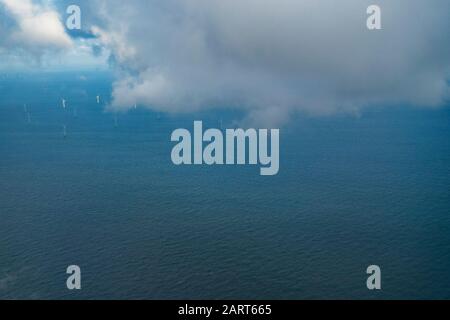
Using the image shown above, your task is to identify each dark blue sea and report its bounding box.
[0,72,449,299]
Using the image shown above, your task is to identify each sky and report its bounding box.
[0,0,449,125]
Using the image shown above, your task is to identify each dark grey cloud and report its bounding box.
[85,0,450,125]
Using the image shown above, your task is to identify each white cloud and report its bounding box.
[0,0,72,55]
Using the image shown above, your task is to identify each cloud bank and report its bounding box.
[0,0,72,56]
[2,0,450,125]
[85,0,450,125]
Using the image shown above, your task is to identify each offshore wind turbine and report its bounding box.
[62,98,66,109]
[96,95,100,104]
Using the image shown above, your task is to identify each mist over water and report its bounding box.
[0,72,449,299]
